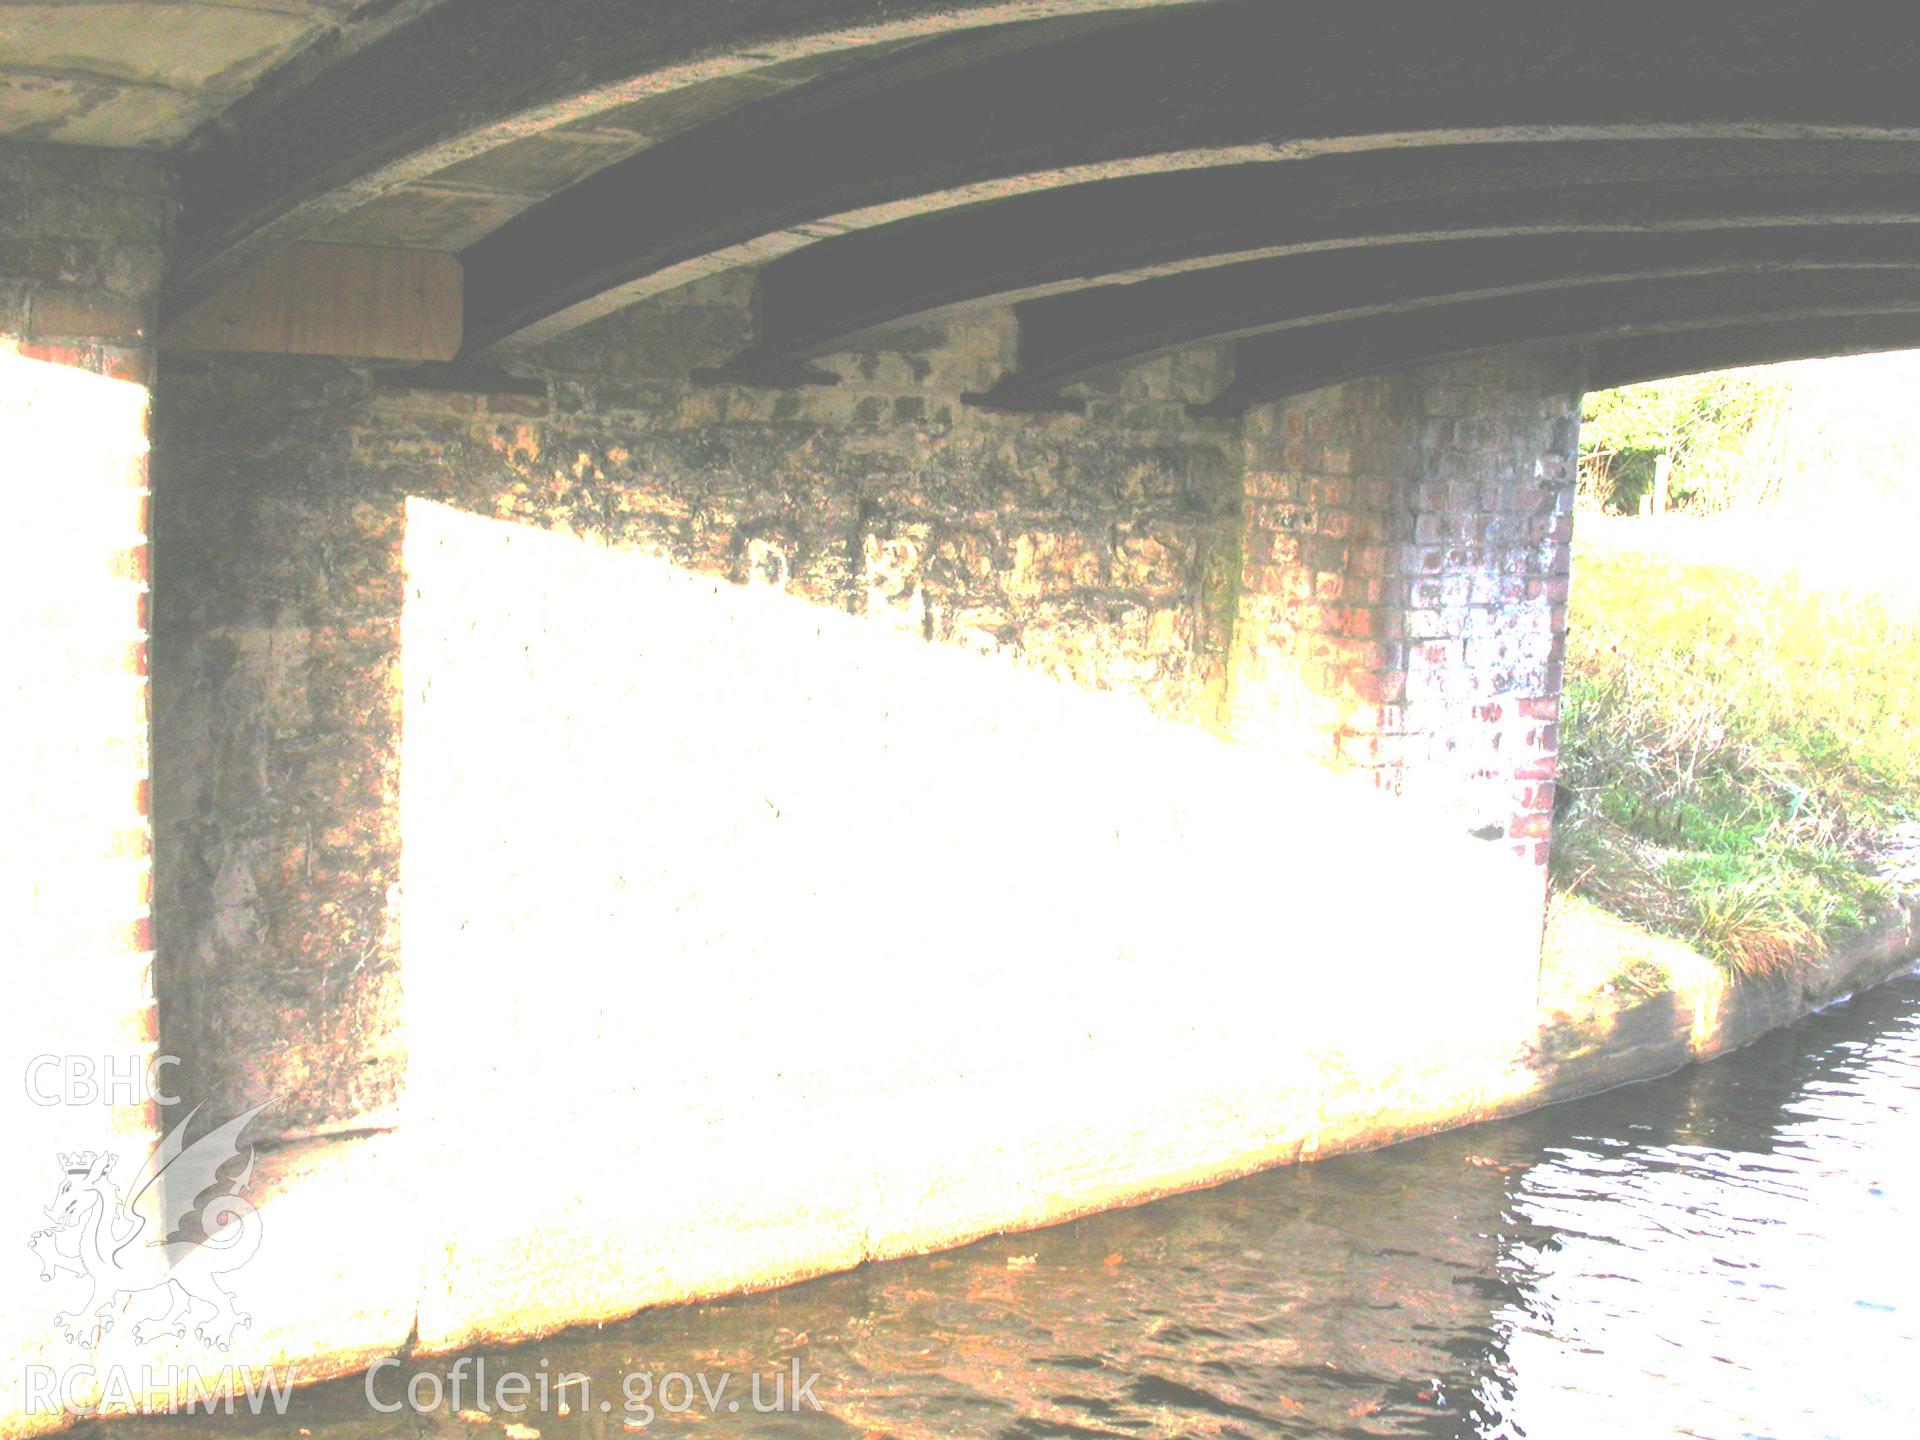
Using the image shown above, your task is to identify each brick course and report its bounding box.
[1234,352,1584,868]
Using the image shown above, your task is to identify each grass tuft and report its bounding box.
[1688,879,1820,978]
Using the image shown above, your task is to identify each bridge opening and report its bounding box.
[1550,350,1920,987]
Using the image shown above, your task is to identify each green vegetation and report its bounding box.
[1578,368,1795,515]
[1552,518,1920,975]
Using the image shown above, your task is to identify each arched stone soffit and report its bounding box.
[444,1,1920,352]
[173,0,1215,300]
[178,0,1920,371]
[1198,269,1920,414]
[474,127,1920,355]
[723,144,1920,371]
[972,224,1920,398]
[1586,315,1920,390]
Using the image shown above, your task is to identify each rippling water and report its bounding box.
[89,972,1920,1439]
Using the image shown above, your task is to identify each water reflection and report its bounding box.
[1490,975,1920,1439]
[85,975,1920,1440]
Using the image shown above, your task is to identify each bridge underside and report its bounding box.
[5,0,1919,1421]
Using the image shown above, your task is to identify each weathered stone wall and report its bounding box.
[131,268,1592,1413]
[152,282,1244,1138]
[1233,352,1583,868]
[1,141,172,1436]
[153,286,1585,1142]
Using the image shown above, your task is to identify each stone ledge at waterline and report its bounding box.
[10,906,1916,1439]
[1533,895,1920,1105]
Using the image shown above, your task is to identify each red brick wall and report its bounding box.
[1233,353,1583,870]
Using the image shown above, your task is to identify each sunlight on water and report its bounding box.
[1492,987,1920,1439]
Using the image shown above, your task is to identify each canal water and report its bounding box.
[89,972,1920,1439]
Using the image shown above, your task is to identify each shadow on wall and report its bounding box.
[391,495,1552,1344]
